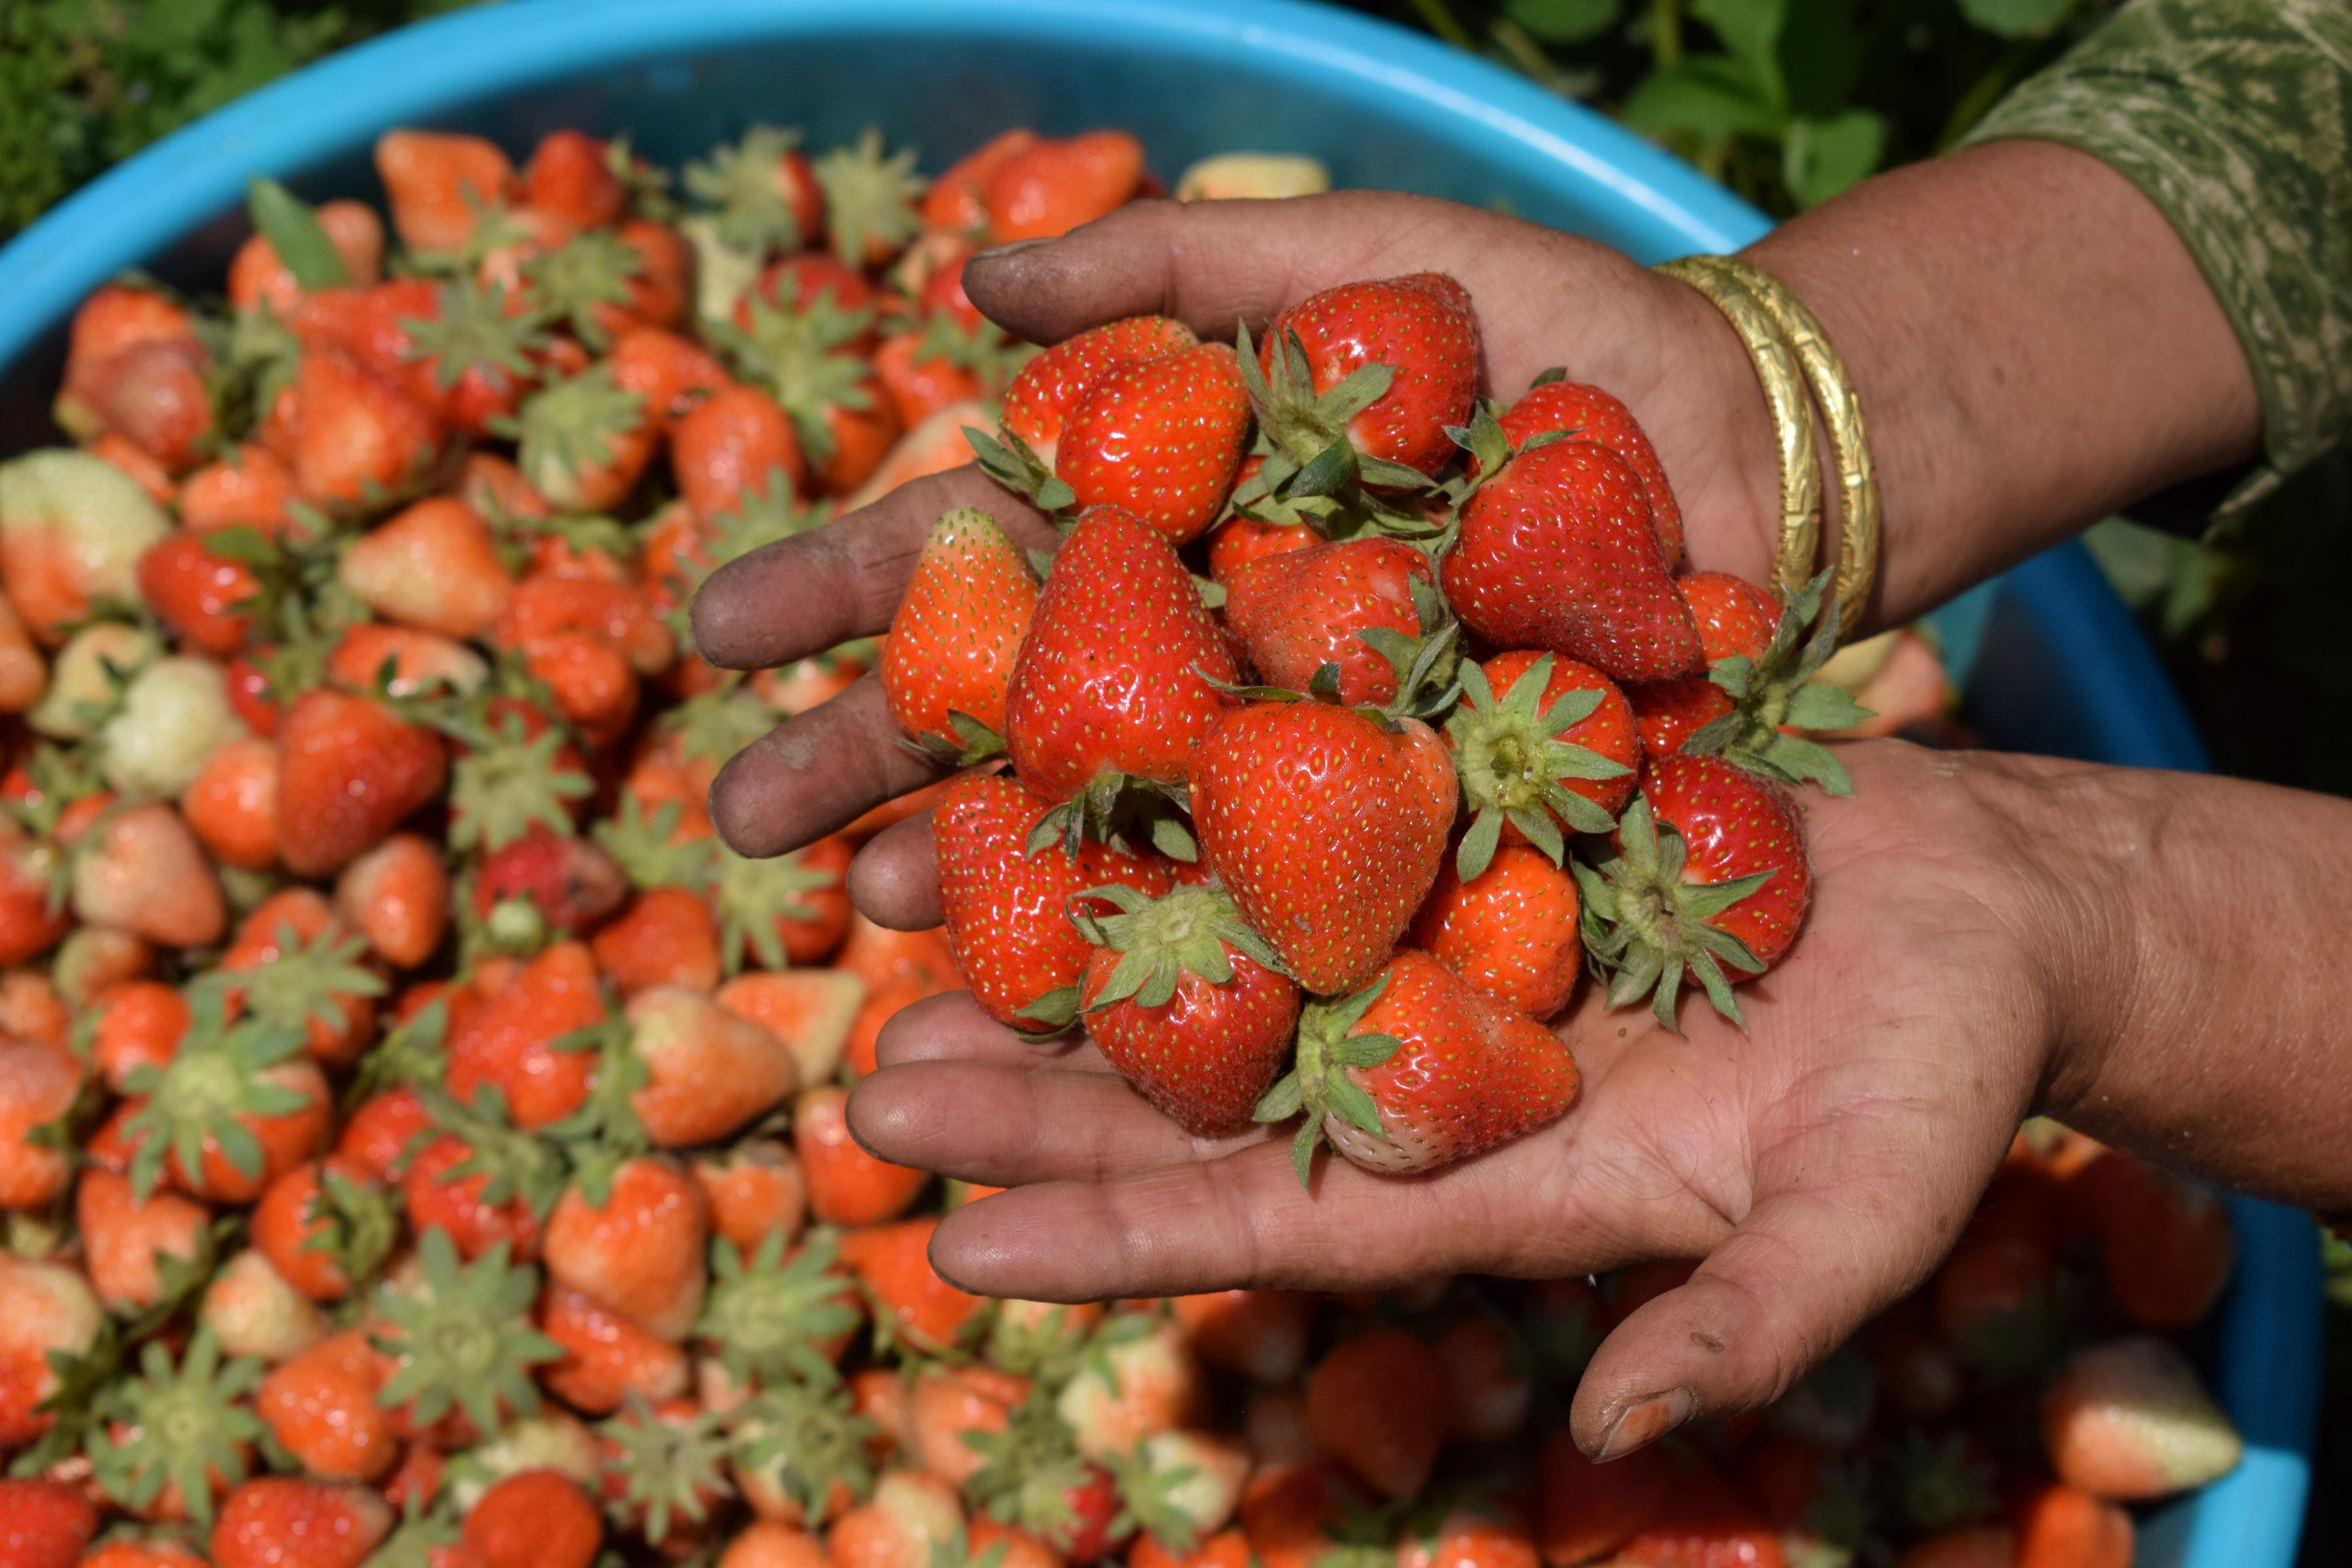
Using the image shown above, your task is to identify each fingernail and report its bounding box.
[1596,1386,1695,1462]
[968,236,1057,267]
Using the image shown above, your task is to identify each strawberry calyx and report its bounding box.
[299,1162,400,1290]
[366,1492,463,1568]
[1069,882,1289,1011]
[399,276,550,391]
[964,423,1077,519]
[598,1392,734,1543]
[120,981,310,1201]
[1443,653,1626,881]
[89,1328,264,1527]
[1251,973,1403,1187]
[906,709,1010,770]
[965,1395,1094,1537]
[696,1230,864,1390]
[811,128,926,266]
[915,310,1038,396]
[445,706,594,853]
[1438,398,1575,513]
[237,921,388,1040]
[203,299,304,442]
[665,682,774,772]
[710,293,875,466]
[540,1010,651,1205]
[1235,323,1435,515]
[417,1082,571,1219]
[1683,570,1872,796]
[504,362,647,487]
[1888,1427,1999,1533]
[520,229,640,351]
[1022,774,1197,868]
[1102,1440,1207,1554]
[593,796,722,892]
[370,1226,563,1431]
[714,841,836,973]
[928,1528,1012,1568]
[1572,795,1773,1033]
[723,1374,879,1518]
[683,125,811,256]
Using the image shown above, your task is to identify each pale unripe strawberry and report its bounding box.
[627,985,801,1148]
[2040,1336,2243,1500]
[30,621,159,738]
[1174,153,1331,201]
[52,926,154,1006]
[200,1249,330,1365]
[101,655,244,797]
[713,971,863,1092]
[1056,1315,1200,1459]
[0,449,172,642]
[337,497,514,639]
[71,801,227,947]
[1131,1429,1250,1539]
[542,1156,710,1342]
[0,589,47,712]
[0,1250,104,1446]
[827,1470,963,1568]
[448,1411,602,1513]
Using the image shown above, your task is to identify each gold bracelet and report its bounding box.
[1653,255,1820,602]
[1655,255,1882,644]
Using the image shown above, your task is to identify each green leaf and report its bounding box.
[1783,110,1885,209]
[1692,0,1790,95]
[246,176,347,289]
[1506,0,1620,43]
[1621,58,1786,143]
[1957,0,2080,39]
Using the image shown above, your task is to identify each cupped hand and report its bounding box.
[846,742,2117,1460]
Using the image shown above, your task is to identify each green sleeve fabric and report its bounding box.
[1960,0,2352,521]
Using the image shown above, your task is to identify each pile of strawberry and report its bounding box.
[892,269,1869,1175]
[0,108,2242,1568]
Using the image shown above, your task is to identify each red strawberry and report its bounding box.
[0,1252,103,1447]
[999,317,1196,472]
[672,384,808,519]
[1494,378,1684,567]
[1408,843,1582,1020]
[374,130,515,253]
[278,350,442,510]
[1205,506,1318,585]
[1627,676,1735,760]
[985,130,1145,242]
[1443,438,1701,683]
[1188,701,1456,996]
[209,1478,391,1568]
[1615,1456,1788,1568]
[0,1480,99,1568]
[2066,1150,2237,1329]
[1002,505,1237,834]
[1579,753,1810,1030]
[0,1041,80,1210]
[471,826,630,943]
[525,129,629,230]
[461,1471,602,1568]
[1254,275,1478,482]
[444,939,606,1130]
[138,532,259,656]
[880,508,1038,762]
[1051,345,1250,542]
[276,691,448,878]
[543,1155,710,1341]
[1444,651,1636,880]
[932,771,1174,1032]
[336,495,515,640]
[1679,572,1780,663]
[1073,881,1301,1136]
[540,1283,691,1414]
[1222,538,1440,708]
[839,1216,987,1355]
[1303,1328,1449,1497]
[925,129,1039,233]
[1260,949,1576,1179]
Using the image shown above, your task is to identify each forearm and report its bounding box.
[2019,759,2352,1208]
[1739,139,2261,627]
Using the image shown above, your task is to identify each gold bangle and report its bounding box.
[1656,254,1882,644]
[1653,255,1821,601]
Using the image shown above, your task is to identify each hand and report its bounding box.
[690,191,1784,861]
[838,742,2119,1458]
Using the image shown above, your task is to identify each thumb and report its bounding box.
[959,189,1533,348]
[1566,1179,1968,1461]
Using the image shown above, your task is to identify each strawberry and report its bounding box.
[826,1470,963,1568]
[1680,572,1780,662]
[796,1085,928,1226]
[713,970,865,1087]
[376,130,516,252]
[1445,652,1635,880]
[461,1471,604,1568]
[255,1329,398,1483]
[252,1158,391,1302]
[1627,676,1735,761]
[1443,438,1700,683]
[525,129,629,229]
[693,1138,808,1250]
[1112,1428,1250,1550]
[830,917,960,1079]
[724,1524,834,1568]
[1206,512,1319,587]
[0,1252,103,1447]
[333,1085,433,1186]
[909,1365,1026,1482]
[515,362,658,513]
[137,532,259,655]
[278,351,443,510]
[276,690,449,879]
[445,939,607,1130]
[80,1543,207,1568]
[231,197,384,313]
[1056,1315,1199,1460]
[998,317,1197,472]
[184,735,282,871]
[335,833,451,968]
[470,826,629,943]
[872,331,985,429]
[89,979,189,1090]
[1895,1527,2012,1568]
[839,1217,988,1355]
[77,1167,209,1311]
[881,508,1039,762]
[1303,1328,1448,1497]
[220,888,384,1066]
[1053,346,1250,542]
[1238,1462,1364,1568]
[2006,1480,2132,1568]
[985,130,1145,242]
[809,129,926,267]
[1395,1510,1539,1568]
[1258,949,1578,1179]
[540,1283,693,1414]
[63,338,216,472]
[1253,274,1478,485]
[673,384,808,519]
[686,125,828,258]
[90,430,178,503]
[1169,1290,1313,1384]
[337,496,515,638]
[1492,377,1684,567]
[2040,1336,2242,1501]
[1578,755,1810,1030]
[180,445,302,534]
[625,986,800,1147]
[715,268,899,497]
[56,926,161,1004]
[1933,1162,2062,1365]
[544,1155,711,1341]
[1670,572,1870,795]
[594,886,723,994]
[1614,1456,1788,1568]
[1408,844,1582,1020]
[0,1041,78,1209]
[924,129,1038,233]
[1433,1312,1532,1443]
[0,1480,98,1568]
[0,592,43,713]
[1223,538,1450,709]
[934,771,1175,1030]
[1073,881,1299,1136]
[2067,1150,2236,1329]
[0,448,172,643]
[1189,701,1456,996]
[71,800,227,947]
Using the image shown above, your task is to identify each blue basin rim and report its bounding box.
[0,1,2317,1560]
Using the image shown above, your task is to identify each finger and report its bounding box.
[849,1054,1249,1184]
[708,673,945,858]
[1566,1158,1986,1462]
[868,989,1116,1073]
[926,1135,1576,1301]
[964,191,1519,348]
[689,464,1055,672]
[846,811,941,930]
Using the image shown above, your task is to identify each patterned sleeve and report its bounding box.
[1960,0,2352,521]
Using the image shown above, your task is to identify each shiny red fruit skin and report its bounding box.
[1054,343,1252,544]
[1224,538,1429,708]
[1495,380,1685,568]
[1264,274,1478,479]
[1639,753,1810,969]
[1627,676,1735,760]
[1081,938,1300,1137]
[1408,844,1582,1020]
[1678,572,1781,664]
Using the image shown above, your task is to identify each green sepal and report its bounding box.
[1682,568,1870,796]
[246,177,348,289]
[369,1226,561,1431]
[1011,985,1082,1034]
[725,1372,879,1518]
[521,230,639,351]
[1251,974,1400,1187]
[347,995,448,1105]
[597,1392,734,1543]
[539,1007,649,1206]
[695,1230,862,1390]
[512,361,646,487]
[714,841,837,974]
[1576,795,1774,1036]
[1068,882,1289,1013]
[363,1490,463,1568]
[416,1082,571,1220]
[89,1328,264,1526]
[1103,1440,1205,1554]
[1021,773,1197,865]
[121,981,309,1202]
[1443,652,1625,880]
[911,709,1009,769]
[238,920,387,1043]
[665,681,775,771]
[964,425,1078,515]
[683,125,809,255]
[593,794,722,892]
[706,291,875,466]
[811,127,925,267]
[298,1162,400,1291]
[399,276,549,391]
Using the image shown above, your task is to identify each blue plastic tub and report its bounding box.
[0,1,2317,1557]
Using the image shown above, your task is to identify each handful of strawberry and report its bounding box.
[886,274,1872,1179]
